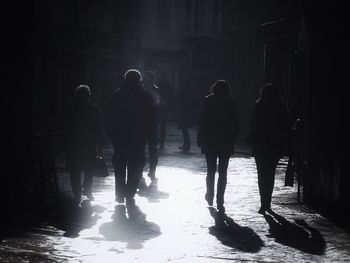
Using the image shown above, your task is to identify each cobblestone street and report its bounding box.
[1,123,350,262]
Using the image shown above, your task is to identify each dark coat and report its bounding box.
[249,100,288,157]
[104,84,155,149]
[63,100,103,171]
[197,93,238,154]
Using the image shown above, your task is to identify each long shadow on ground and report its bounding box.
[264,210,326,255]
[49,199,106,238]
[99,203,161,249]
[208,207,264,253]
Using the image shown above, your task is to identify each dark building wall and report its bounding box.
[30,0,139,133]
[3,1,38,220]
[301,2,347,227]
[3,0,142,217]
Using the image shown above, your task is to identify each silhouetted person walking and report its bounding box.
[176,85,194,152]
[158,78,172,149]
[104,69,156,204]
[142,71,161,182]
[197,80,238,213]
[249,83,288,214]
[63,85,103,206]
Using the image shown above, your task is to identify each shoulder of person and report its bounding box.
[109,88,121,98]
[205,93,214,100]
[112,88,126,99]
[254,100,262,107]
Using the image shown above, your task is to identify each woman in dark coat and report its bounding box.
[63,85,103,205]
[249,83,288,214]
[197,80,237,213]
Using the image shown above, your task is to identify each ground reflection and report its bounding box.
[264,210,326,255]
[208,207,264,253]
[99,204,161,249]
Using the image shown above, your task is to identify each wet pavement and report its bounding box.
[1,122,350,262]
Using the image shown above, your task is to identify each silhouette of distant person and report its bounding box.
[63,85,103,205]
[248,83,288,214]
[104,69,156,204]
[197,80,238,213]
[141,71,161,182]
[176,84,194,152]
[157,78,172,149]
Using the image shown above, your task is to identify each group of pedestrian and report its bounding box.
[198,81,288,215]
[63,69,289,216]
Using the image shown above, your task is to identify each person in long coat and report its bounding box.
[197,80,238,213]
[104,69,156,204]
[63,85,103,205]
[249,83,288,214]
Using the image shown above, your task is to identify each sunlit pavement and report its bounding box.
[1,123,350,262]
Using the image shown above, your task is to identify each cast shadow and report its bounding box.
[99,203,161,249]
[264,210,326,255]
[50,199,105,238]
[137,179,170,202]
[208,207,264,253]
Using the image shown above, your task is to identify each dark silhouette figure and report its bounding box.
[99,204,161,249]
[63,85,103,205]
[197,80,238,213]
[208,207,264,253]
[264,211,326,255]
[104,69,156,204]
[248,83,288,214]
[157,78,172,149]
[284,118,302,187]
[141,71,161,182]
[176,85,194,152]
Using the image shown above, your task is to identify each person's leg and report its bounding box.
[82,170,93,200]
[126,146,145,200]
[148,140,158,180]
[255,155,271,212]
[205,150,217,206]
[159,118,166,149]
[265,156,279,210]
[217,152,230,212]
[182,128,190,151]
[113,147,127,203]
[70,168,82,204]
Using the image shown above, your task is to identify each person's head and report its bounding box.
[258,83,280,103]
[124,69,141,87]
[74,84,91,102]
[143,71,155,85]
[211,79,230,95]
